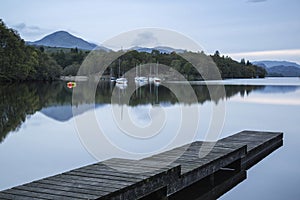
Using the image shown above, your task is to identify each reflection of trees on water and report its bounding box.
[0,82,64,143]
[0,81,264,143]
[128,84,264,106]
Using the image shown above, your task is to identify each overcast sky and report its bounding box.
[1,0,300,63]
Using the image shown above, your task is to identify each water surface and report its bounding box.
[0,78,299,199]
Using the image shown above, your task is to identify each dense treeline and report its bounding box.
[0,19,61,81]
[211,51,266,79]
[49,47,89,76]
[104,50,266,80]
[0,19,266,81]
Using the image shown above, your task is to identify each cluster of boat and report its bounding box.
[135,76,161,86]
[110,76,161,86]
[109,61,162,88]
[111,62,161,87]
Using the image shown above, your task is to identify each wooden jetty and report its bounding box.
[0,130,283,200]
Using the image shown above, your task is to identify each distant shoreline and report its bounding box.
[60,76,88,81]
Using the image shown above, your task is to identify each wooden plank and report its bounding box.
[220,131,283,169]
[74,167,149,180]
[147,142,245,160]
[180,146,245,174]
[48,175,128,190]
[101,159,178,177]
[25,182,105,197]
[15,185,99,199]
[77,163,151,179]
[2,188,75,200]
[103,158,177,171]
[36,178,112,194]
[98,166,181,200]
[146,145,246,167]
[221,131,282,151]
[0,192,46,200]
[67,170,142,183]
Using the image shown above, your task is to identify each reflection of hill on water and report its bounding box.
[127,84,264,106]
[0,81,264,143]
[256,86,299,94]
[41,105,73,122]
[40,104,107,122]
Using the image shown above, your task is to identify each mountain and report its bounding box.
[130,46,186,54]
[27,31,109,51]
[253,61,300,68]
[267,65,300,77]
[253,60,300,77]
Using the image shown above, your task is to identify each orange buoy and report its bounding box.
[67,82,76,88]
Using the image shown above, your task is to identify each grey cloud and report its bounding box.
[13,23,49,41]
[14,23,42,31]
[131,31,159,47]
[14,23,26,29]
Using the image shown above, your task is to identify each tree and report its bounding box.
[183,62,193,79]
[151,49,160,56]
[240,58,246,65]
[214,50,220,57]
[170,60,182,72]
[246,60,251,66]
[39,46,44,52]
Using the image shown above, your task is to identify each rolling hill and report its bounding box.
[27,31,109,51]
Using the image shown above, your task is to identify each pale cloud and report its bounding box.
[12,23,50,41]
[14,23,41,31]
[228,49,300,64]
[131,31,159,47]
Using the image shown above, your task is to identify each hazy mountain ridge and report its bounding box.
[130,46,186,54]
[27,31,186,53]
[267,65,300,77]
[253,60,300,77]
[253,61,300,68]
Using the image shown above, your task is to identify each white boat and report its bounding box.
[153,77,161,85]
[116,77,128,84]
[116,82,128,89]
[148,65,154,84]
[148,77,154,84]
[134,64,139,83]
[110,77,116,82]
[115,59,128,84]
[135,77,148,86]
[134,65,148,85]
[135,76,148,83]
[153,62,161,86]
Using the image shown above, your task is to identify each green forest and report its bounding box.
[0,20,62,81]
[0,19,267,82]
[103,50,266,80]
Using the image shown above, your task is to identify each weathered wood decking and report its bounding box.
[0,130,283,200]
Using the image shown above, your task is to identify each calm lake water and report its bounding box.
[0,77,300,199]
